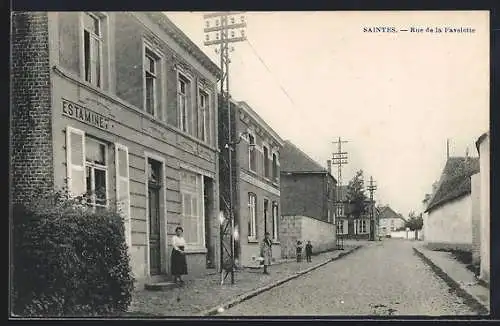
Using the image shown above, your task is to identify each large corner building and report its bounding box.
[11,12,222,284]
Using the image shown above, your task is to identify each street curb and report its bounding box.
[199,245,363,316]
[412,247,489,315]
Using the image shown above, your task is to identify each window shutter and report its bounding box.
[115,143,131,249]
[66,126,86,197]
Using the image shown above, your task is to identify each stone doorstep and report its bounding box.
[144,281,178,291]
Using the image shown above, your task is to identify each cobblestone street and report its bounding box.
[127,244,360,316]
[220,239,477,316]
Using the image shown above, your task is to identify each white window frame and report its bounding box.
[66,126,86,197]
[248,193,257,240]
[80,12,106,89]
[115,143,131,249]
[143,43,161,117]
[248,131,257,173]
[85,137,109,210]
[337,205,344,217]
[271,150,279,182]
[177,70,193,134]
[358,219,367,234]
[180,170,205,248]
[262,143,270,179]
[272,202,279,241]
[197,85,211,143]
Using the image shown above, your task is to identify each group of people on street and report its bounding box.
[295,240,313,263]
[169,227,315,284]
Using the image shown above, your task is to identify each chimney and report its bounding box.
[327,160,332,174]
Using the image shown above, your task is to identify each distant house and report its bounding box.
[377,206,406,237]
[335,185,376,240]
[423,156,480,252]
[279,141,337,258]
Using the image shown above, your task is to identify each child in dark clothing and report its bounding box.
[296,241,303,262]
[305,241,313,262]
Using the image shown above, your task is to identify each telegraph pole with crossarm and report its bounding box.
[203,12,247,285]
[332,137,348,250]
[367,176,377,241]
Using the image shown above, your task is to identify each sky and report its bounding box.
[165,11,489,217]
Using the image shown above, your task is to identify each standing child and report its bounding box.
[296,240,303,262]
[305,240,313,262]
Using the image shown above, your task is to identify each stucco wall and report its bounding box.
[478,135,489,283]
[390,230,421,240]
[300,216,336,253]
[280,215,336,258]
[471,173,481,265]
[279,215,302,259]
[425,195,472,251]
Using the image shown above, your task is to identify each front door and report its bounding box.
[204,176,215,268]
[148,159,162,276]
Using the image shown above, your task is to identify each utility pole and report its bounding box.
[332,137,348,250]
[367,176,377,241]
[204,12,246,285]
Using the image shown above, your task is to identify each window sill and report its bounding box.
[247,237,259,243]
[272,240,280,245]
[184,246,208,254]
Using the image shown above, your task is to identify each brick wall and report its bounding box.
[11,12,54,205]
[280,173,326,221]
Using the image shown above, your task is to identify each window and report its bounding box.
[178,74,191,133]
[272,202,279,240]
[66,127,112,213]
[144,47,159,116]
[180,170,204,246]
[359,220,367,234]
[337,220,344,234]
[248,133,256,172]
[198,88,210,142]
[272,152,278,182]
[85,137,108,211]
[248,193,257,238]
[337,205,344,217]
[83,13,103,88]
[263,145,270,178]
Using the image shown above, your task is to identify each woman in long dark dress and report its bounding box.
[171,226,188,284]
